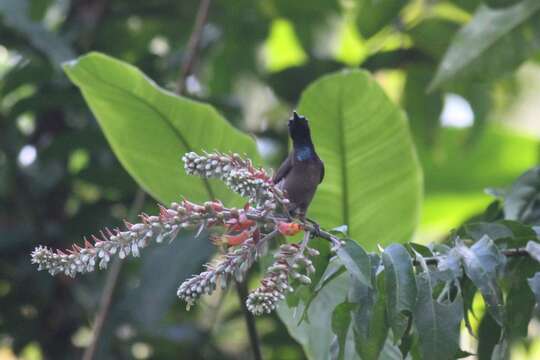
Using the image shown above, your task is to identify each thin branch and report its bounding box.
[236,280,263,360]
[176,0,212,94]
[82,189,146,360]
[415,247,531,266]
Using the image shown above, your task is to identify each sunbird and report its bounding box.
[273,111,325,218]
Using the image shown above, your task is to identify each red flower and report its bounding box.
[277,222,303,236]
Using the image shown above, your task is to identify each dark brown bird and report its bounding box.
[273,111,324,218]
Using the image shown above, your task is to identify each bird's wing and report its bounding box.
[319,159,325,183]
[273,154,293,184]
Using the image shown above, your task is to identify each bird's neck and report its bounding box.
[294,142,316,161]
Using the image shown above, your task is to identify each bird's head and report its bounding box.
[288,111,313,146]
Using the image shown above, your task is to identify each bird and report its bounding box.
[273,111,324,219]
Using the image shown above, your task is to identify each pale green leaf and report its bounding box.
[299,70,422,248]
[63,52,259,204]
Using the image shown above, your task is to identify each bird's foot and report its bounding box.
[304,217,320,239]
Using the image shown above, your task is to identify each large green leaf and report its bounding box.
[63,52,259,205]
[419,125,538,232]
[298,70,422,247]
[278,272,351,360]
[430,0,540,89]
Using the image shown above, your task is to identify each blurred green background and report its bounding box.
[0,0,539,359]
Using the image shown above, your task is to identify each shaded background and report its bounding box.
[0,0,539,359]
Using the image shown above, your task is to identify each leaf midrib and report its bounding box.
[337,76,350,231]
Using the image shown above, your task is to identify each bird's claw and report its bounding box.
[309,223,321,239]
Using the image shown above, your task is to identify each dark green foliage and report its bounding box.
[2,0,540,358]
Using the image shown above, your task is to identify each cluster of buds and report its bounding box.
[177,231,276,310]
[31,199,257,277]
[182,152,287,208]
[31,151,333,316]
[246,242,319,315]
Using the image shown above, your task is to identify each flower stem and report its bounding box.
[236,279,263,360]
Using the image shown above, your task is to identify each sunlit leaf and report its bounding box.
[63,52,260,205]
[299,70,422,248]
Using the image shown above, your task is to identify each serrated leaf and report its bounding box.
[337,240,371,288]
[382,244,417,341]
[456,236,506,325]
[430,0,540,90]
[413,272,463,360]
[63,52,259,205]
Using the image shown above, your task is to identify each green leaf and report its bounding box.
[403,65,443,147]
[331,302,356,360]
[278,272,351,360]
[430,0,540,90]
[477,312,502,360]
[419,125,538,232]
[484,0,523,9]
[504,166,540,224]
[505,276,535,341]
[355,0,408,38]
[456,236,506,325]
[413,272,463,360]
[0,0,75,66]
[526,241,540,263]
[408,19,460,60]
[527,272,540,305]
[352,273,389,360]
[298,70,422,248]
[337,240,372,288]
[458,220,537,247]
[299,259,346,325]
[63,52,259,205]
[381,244,417,341]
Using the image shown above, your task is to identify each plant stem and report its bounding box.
[236,280,263,360]
[416,247,530,266]
[82,189,146,360]
[176,0,212,94]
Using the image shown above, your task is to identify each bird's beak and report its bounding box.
[293,111,301,121]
